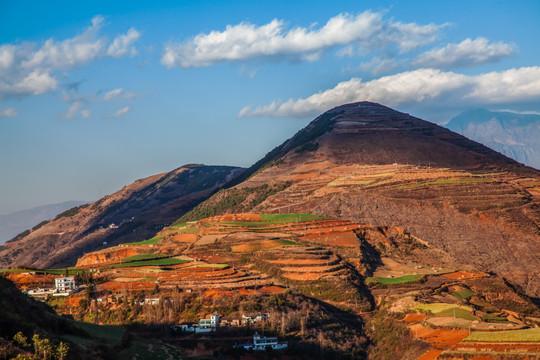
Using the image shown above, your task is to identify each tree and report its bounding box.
[56,342,69,360]
[13,331,30,348]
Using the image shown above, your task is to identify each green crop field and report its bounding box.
[127,236,164,246]
[401,178,494,189]
[452,288,476,299]
[482,313,508,322]
[64,320,126,346]
[0,267,84,275]
[111,258,189,268]
[193,263,228,269]
[415,303,475,320]
[465,328,540,342]
[121,253,167,262]
[366,274,422,284]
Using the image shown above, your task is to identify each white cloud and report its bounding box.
[103,88,123,100]
[112,105,130,118]
[358,55,400,76]
[162,11,445,68]
[107,28,140,57]
[413,37,515,69]
[0,108,17,118]
[239,66,540,118]
[80,109,91,118]
[0,15,140,100]
[64,100,84,119]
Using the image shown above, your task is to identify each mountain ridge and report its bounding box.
[446,108,540,170]
[0,164,244,269]
[0,201,88,245]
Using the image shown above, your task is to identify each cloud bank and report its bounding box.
[162,11,445,68]
[239,66,540,118]
[0,16,140,100]
[112,105,131,118]
[413,37,515,69]
[0,108,18,118]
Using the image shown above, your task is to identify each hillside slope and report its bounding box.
[180,102,540,298]
[0,164,244,269]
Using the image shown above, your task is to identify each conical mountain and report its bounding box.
[182,102,540,297]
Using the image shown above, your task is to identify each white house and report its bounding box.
[54,277,76,292]
[175,313,221,333]
[199,313,220,328]
[235,332,288,351]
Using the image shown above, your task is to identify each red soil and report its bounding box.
[443,271,487,280]
[203,285,286,298]
[172,233,197,242]
[99,281,156,291]
[403,313,428,323]
[282,272,323,280]
[417,349,442,360]
[409,324,469,348]
[6,273,54,288]
[65,296,83,307]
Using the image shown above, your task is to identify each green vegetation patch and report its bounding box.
[415,303,476,320]
[111,258,189,268]
[68,320,126,345]
[170,227,200,233]
[192,263,228,269]
[366,274,422,284]
[465,328,540,342]
[400,178,494,189]
[116,335,183,360]
[170,222,187,227]
[121,253,167,262]
[1,267,83,275]
[222,213,328,227]
[452,288,476,299]
[127,236,164,246]
[482,313,508,322]
[176,182,292,222]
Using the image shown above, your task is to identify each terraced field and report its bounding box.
[70,213,372,305]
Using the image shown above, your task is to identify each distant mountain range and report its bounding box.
[446,109,540,170]
[0,201,88,245]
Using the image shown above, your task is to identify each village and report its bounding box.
[18,273,289,352]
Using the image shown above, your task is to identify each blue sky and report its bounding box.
[1,0,539,214]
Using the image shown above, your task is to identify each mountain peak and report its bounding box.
[253,103,522,178]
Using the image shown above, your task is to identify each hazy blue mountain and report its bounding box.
[446,109,540,170]
[0,201,88,244]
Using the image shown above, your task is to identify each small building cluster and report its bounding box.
[173,313,221,333]
[235,332,288,351]
[25,276,79,300]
